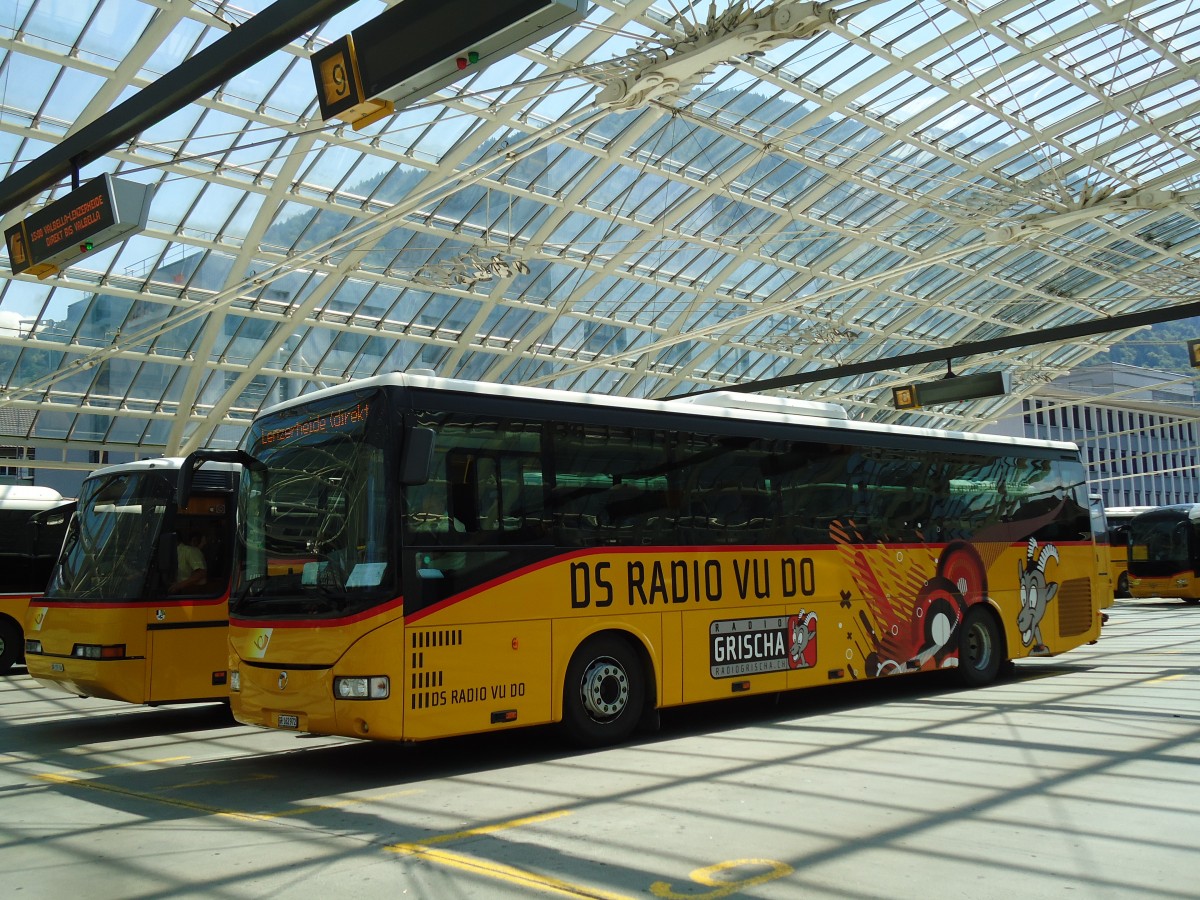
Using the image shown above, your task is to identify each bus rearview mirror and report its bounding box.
[401,427,435,485]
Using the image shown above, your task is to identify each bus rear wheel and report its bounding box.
[957,606,1004,687]
[563,634,644,747]
[0,619,21,675]
[1116,572,1131,598]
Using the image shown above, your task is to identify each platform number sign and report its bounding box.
[313,35,366,121]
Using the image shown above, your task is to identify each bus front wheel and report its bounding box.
[0,619,21,675]
[957,606,1004,687]
[563,634,644,747]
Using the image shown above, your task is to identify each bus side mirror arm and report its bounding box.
[400,428,435,486]
[178,450,265,506]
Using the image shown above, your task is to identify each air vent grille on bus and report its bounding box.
[190,470,235,492]
[1056,577,1094,637]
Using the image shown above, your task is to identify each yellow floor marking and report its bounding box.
[166,773,276,791]
[37,772,278,821]
[35,772,419,821]
[394,844,632,900]
[1147,674,1186,683]
[9,756,189,778]
[259,790,422,820]
[389,810,632,899]
[37,769,792,900]
[72,756,191,772]
[651,859,794,899]
[398,809,572,848]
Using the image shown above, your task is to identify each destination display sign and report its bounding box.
[892,371,1010,409]
[312,0,586,126]
[5,175,154,279]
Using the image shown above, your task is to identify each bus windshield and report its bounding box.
[0,487,71,594]
[46,470,174,601]
[236,390,392,618]
[1128,510,1194,576]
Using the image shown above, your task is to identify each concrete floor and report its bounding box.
[3,597,1198,899]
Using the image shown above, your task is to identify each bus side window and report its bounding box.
[446,449,543,538]
[549,423,673,546]
[478,458,500,531]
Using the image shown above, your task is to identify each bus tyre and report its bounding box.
[0,619,21,675]
[957,605,1003,687]
[563,634,644,747]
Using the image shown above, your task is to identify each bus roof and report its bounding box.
[80,457,187,480]
[253,372,1081,455]
[0,484,65,511]
[79,456,241,482]
[1131,503,1200,523]
[1105,505,1157,521]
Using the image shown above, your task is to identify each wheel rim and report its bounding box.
[963,619,993,672]
[579,656,629,722]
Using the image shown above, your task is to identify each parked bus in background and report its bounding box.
[1103,505,1154,599]
[1126,504,1200,603]
[1088,496,1112,608]
[25,454,243,703]
[221,374,1103,747]
[0,485,71,674]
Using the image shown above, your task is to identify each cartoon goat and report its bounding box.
[1018,537,1059,654]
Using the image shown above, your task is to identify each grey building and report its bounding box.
[988,364,1200,508]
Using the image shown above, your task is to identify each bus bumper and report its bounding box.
[25,654,149,703]
[231,661,406,739]
[231,662,337,735]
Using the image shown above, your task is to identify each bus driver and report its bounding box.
[171,530,208,593]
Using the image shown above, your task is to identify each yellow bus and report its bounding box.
[223,374,1104,746]
[0,485,71,674]
[1126,503,1200,603]
[1102,505,1154,599]
[25,454,244,704]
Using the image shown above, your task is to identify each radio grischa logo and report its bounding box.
[709,611,818,678]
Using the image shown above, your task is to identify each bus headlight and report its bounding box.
[25,639,42,654]
[333,676,389,700]
[71,644,126,659]
[230,670,241,692]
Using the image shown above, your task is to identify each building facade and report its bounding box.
[988,364,1200,509]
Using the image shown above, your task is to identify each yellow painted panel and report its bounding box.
[403,619,552,740]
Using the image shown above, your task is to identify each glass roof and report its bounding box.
[2,0,1199,466]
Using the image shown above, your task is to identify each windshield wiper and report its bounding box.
[301,580,348,611]
[231,575,270,609]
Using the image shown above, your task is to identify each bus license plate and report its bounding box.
[277,714,299,729]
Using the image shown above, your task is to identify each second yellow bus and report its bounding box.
[25,455,243,704]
